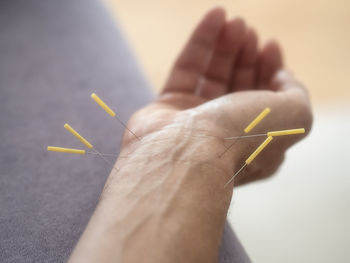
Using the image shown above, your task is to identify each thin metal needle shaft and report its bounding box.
[92,148,120,173]
[92,148,113,166]
[218,137,240,158]
[114,115,141,141]
[224,133,267,140]
[224,163,247,188]
[87,152,118,157]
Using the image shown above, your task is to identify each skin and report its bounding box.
[69,7,313,263]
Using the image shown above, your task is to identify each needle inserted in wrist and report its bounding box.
[224,128,305,140]
[224,136,273,187]
[63,123,113,165]
[224,127,306,187]
[219,107,271,158]
[90,93,141,141]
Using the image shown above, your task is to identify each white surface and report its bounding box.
[228,104,350,263]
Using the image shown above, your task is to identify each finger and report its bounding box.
[162,7,226,95]
[231,27,258,91]
[256,40,283,89]
[199,18,246,99]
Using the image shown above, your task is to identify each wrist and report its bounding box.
[116,121,238,184]
[79,120,238,263]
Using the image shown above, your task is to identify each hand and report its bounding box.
[122,7,312,186]
[69,8,313,263]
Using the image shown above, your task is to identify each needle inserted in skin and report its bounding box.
[224,133,267,140]
[47,146,118,160]
[47,146,119,173]
[224,128,305,140]
[90,93,141,141]
[224,136,273,187]
[63,123,114,166]
[115,114,141,140]
[224,163,247,187]
[224,128,306,187]
[219,107,271,158]
[218,137,240,158]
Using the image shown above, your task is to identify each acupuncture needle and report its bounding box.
[224,136,273,187]
[63,123,113,166]
[47,146,86,155]
[47,147,118,158]
[219,107,271,158]
[224,128,306,187]
[224,128,305,140]
[47,147,120,174]
[90,93,141,141]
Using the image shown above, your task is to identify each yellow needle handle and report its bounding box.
[64,123,93,149]
[267,128,305,137]
[47,146,85,154]
[90,93,116,117]
[244,107,271,134]
[245,136,273,165]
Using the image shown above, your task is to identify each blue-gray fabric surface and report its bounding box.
[0,0,250,262]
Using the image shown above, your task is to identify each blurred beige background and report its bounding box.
[105,0,350,104]
[104,1,350,262]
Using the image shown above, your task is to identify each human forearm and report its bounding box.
[69,6,313,262]
[69,126,236,263]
